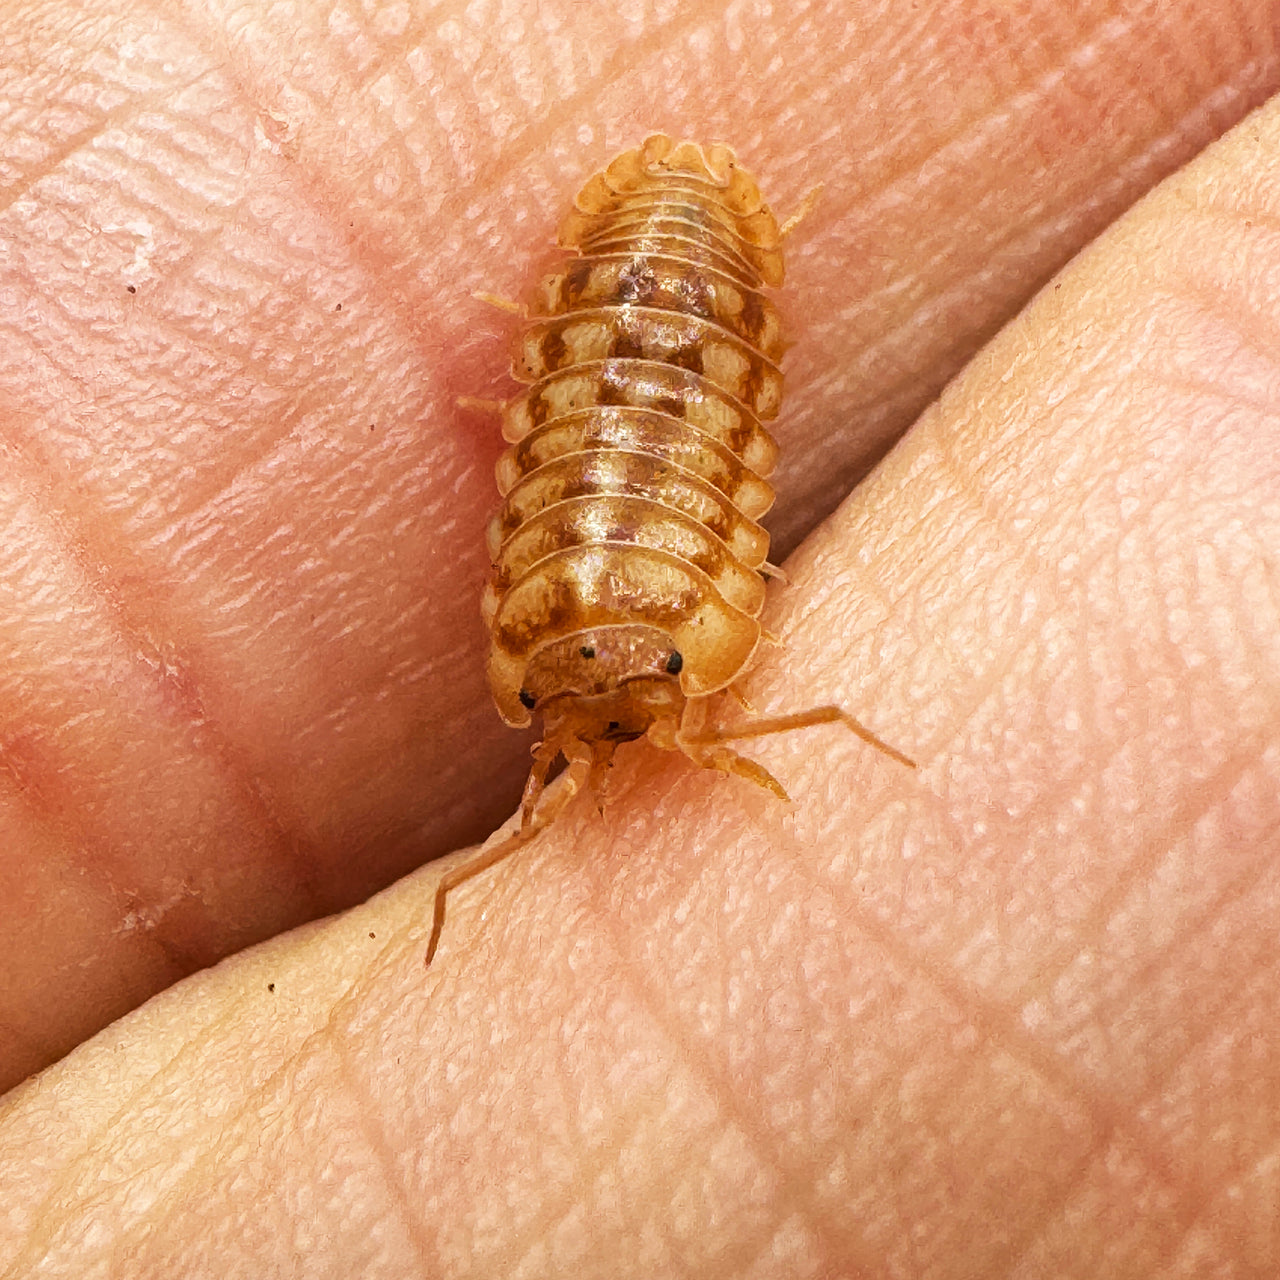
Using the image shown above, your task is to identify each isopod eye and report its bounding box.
[518,689,537,710]
[579,645,595,659]
[665,650,684,675]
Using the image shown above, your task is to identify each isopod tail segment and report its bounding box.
[423,695,915,967]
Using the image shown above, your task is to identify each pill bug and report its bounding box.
[426,135,913,965]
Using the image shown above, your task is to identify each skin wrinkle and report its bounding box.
[892,434,1060,735]
[414,930,729,1274]
[579,852,833,1272]
[756,861,1109,1273]
[1061,781,1280,1087]
[7,10,515,973]
[908,550,1261,1020]
[802,877,1208,1274]
[1039,748,1270,1037]
[779,27,1269,417]
[165,54,472,386]
[328,1035,439,1276]
[4,0,1280,1271]
[0,115,115,218]
[501,1085,666,1268]
[0,434,328,942]
[550,764,1116,1275]
[897,482,1147,777]
[493,1070,755,1276]
[10,918,408,1272]
[0,42,222,217]
[1167,273,1280,368]
[997,1149,1189,1280]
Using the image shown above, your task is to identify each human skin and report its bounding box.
[2,1,1280,1276]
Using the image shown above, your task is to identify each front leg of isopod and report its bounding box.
[424,736,597,968]
[586,738,619,814]
[520,734,562,828]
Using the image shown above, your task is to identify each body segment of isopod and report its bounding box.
[426,135,913,965]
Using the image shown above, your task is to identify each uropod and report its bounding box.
[427,135,914,965]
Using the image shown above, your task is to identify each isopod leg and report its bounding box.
[424,827,527,967]
[472,290,527,316]
[682,705,917,770]
[587,739,619,813]
[424,736,595,967]
[520,735,563,827]
[654,702,788,800]
[780,184,823,237]
[681,738,789,800]
[455,395,506,415]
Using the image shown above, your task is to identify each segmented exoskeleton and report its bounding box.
[427,135,912,965]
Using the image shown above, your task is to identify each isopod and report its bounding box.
[426,135,913,965]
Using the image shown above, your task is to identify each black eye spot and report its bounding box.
[580,645,595,659]
[519,689,537,709]
[607,721,620,732]
[665,650,683,675]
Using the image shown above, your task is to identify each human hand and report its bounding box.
[3,2,1278,1275]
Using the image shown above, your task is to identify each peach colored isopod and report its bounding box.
[426,135,913,964]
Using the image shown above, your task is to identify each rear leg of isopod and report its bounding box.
[472,290,527,316]
[455,395,506,415]
[424,736,594,966]
[780,184,824,237]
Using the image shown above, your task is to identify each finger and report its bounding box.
[2,0,1276,1095]
[7,89,1278,1275]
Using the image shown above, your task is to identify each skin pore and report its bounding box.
[2,1,1279,1275]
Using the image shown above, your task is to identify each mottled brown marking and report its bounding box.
[566,257,594,302]
[610,327,645,360]
[670,342,704,374]
[596,371,628,405]
[541,329,567,371]
[740,290,765,344]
